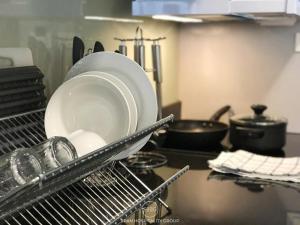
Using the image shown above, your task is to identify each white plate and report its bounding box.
[45,74,132,146]
[78,71,138,135]
[66,52,157,160]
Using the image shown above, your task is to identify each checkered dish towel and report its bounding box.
[208,150,300,182]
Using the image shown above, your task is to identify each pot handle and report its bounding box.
[235,127,265,139]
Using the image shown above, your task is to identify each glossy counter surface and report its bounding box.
[148,134,300,225]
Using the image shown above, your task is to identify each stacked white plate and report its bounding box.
[45,52,157,160]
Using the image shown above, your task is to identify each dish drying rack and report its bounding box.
[0,109,189,225]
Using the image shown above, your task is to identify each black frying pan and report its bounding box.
[163,105,230,150]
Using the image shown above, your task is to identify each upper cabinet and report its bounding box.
[133,0,230,15]
[230,0,299,14]
[132,0,300,24]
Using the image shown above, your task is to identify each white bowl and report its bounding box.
[66,52,158,160]
[68,129,107,157]
[45,74,132,146]
[78,71,138,135]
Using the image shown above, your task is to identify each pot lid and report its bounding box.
[231,105,287,126]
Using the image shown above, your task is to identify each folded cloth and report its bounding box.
[208,150,300,183]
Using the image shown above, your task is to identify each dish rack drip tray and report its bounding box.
[0,109,189,225]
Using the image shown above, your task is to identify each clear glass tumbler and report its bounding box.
[33,136,78,171]
[0,148,43,197]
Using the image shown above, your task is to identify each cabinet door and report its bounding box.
[230,0,287,13]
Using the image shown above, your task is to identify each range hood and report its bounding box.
[132,0,300,24]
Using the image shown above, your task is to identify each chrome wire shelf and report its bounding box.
[0,109,46,156]
[0,109,189,225]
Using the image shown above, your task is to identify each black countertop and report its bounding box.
[146,134,300,225]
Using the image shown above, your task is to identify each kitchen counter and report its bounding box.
[145,134,300,225]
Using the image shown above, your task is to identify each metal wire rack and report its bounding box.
[0,109,189,225]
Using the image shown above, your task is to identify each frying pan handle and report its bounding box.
[235,127,265,139]
[209,105,231,121]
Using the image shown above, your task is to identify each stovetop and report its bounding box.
[135,133,300,225]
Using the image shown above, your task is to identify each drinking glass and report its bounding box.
[0,148,42,197]
[33,136,78,171]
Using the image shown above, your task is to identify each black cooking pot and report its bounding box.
[229,105,287,151]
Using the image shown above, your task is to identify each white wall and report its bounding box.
[0,0,180,106]
[178,21,300,133]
